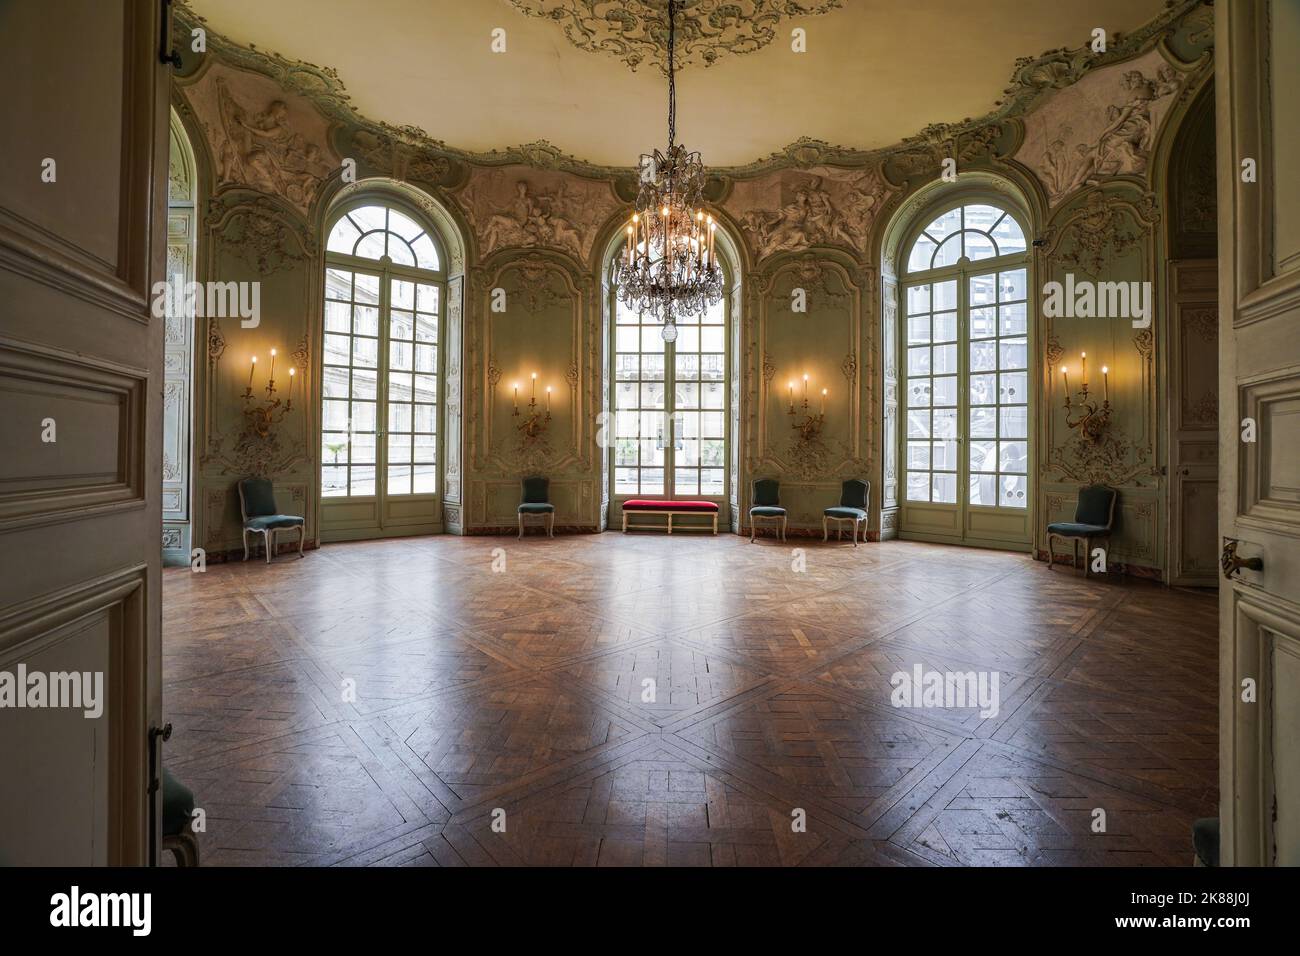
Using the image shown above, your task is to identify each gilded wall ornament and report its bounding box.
[506,0,844,73]
[1051,192,1142,277]
[209,195,316,275]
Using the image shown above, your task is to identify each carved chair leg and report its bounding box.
[518,514,524,539]
[242,529,249,562]
[822,516,828,542]
[750,517,756,542]
[1083,536,1090,578]
[548,513,554,537]
[298,525,305,558]
[781,516,787,542]
[264,529,273,564]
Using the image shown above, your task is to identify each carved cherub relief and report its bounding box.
[214,78,332,207]
[732,168,885,261]
[1022,51,1181,207]
[458,169,613,260]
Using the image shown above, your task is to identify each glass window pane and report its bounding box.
[906,472,930,501]
[907,410,931,438]
[970,439,997,473]
[1000,371,1028,404]
[970,407,997,438]
[907,285,930,315]
[907,379,931,408]
[999,337,1028,371]
[999,269,1027,302]
[964,230,997,261]
[1000,406,1027,439]
[933,233,962,268]
[970,474,998,506]
[932,344,958,375]
[387,465,412,496]
[969,373,996,405]
[999,302,1027,336]
[907,315,930,345]
[413,465,437,494]
[933,280,958,311]
[932,376,957,407]
[1001,475,1028,508]
[932,473,957,503]
[999,441,1028,474]
[327,217,361,254]
[908,237,936,273]
[970,307,997,339]
[392,279,415,309]
[932,312,957,343]
[354,305,379,337]
[992,215,1026,253]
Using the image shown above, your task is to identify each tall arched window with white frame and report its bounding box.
[320,199,445,540]
[607,251,731,513]
[898,200,1033,549]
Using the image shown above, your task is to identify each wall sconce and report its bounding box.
[242,348,294,440]
[787,373,826,441]
[512,371,552,440]
[1061,351,1111,442]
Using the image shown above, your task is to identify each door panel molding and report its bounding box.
[0,335,147,531]
[0,564,149,865]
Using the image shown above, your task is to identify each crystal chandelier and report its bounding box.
[615,0,723,342]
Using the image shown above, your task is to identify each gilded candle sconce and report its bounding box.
[1061,351,1112,442]
[512,371,552,441]
[787,373,826,442]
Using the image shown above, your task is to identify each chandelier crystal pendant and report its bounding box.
[615,0,723,342]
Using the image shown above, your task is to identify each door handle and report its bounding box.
[1221,537,1263,580]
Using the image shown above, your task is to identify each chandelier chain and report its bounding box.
[667,0,676,149]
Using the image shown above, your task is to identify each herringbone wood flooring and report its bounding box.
[162,535,1217,866]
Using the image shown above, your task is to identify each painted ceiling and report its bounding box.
[185,0,1169,167]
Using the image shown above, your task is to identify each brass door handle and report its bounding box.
[1221,538,1263,579]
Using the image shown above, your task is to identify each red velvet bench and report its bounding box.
[621,499,719,535]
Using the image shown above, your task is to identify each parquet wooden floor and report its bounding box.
[162,535,1217,866]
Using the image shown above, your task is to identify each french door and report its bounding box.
[320,260,442,540]
[900,259,1032,548]
[610,296,727,510]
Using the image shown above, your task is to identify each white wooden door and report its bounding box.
[0,0,168,865]
[1217,0,1300,866]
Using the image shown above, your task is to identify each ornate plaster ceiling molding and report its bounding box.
[176,0,1209,179]
[505,0,844,73]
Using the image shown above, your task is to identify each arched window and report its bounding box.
[898,200,1032,545]
[321,200,445,537]
[612,295,728,498]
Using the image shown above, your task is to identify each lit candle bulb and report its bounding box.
[1102,365,1109,401]
[512,382,519,411]
[821,387,827,415]
[803,373,809,403]
[269,348,277,381]
[625,224,633,264]
[288,366,295,407]
[788,381,794,411]
[1080,351,1087,386]
[546,385,552,412]
[1061,366,1069,394]
[248,355,257,388]
[531,372,537,399]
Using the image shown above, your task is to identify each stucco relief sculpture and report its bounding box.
[188,66,337,214]
[1022,51,1181,206]
[732,169,885,260]
[457,169,616,261]
[214,79,332,206]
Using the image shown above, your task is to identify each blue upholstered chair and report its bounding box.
[1047,484,1117,577]
[517,475,555,538]
[237,477,305,563]
[749,478,786,542]
[162,767,199,866]
[823,479,870,546]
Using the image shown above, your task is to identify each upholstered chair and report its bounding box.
[749,478,787,542]
[161,767,200,866]
[237,477,305,564]
[1047,484,1117,577]
[518,475,555,538]
[823,478,871,546]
